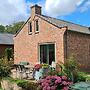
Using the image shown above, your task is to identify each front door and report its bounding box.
[39,44,55,65]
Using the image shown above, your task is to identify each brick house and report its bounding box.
[14,5,90,72]
[0,33,14,58]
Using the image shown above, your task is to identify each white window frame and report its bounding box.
[35,20,39,33]
[28,22,32,34]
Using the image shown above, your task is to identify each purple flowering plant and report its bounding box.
[38,75,72,90]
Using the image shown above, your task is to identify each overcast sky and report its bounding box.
[0,0,90,26]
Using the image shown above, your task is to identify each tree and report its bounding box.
[5,21,24,34]
[0,25,5,33]
[0,21,24,34]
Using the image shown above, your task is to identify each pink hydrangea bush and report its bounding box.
[38,76,72,90]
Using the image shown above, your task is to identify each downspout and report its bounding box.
[64,26,68,61]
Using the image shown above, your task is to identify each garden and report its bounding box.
[0,52,90,90]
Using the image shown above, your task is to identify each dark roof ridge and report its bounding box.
[36,14,90,34]
[15,14,90,37]
[41,14,88,28]
[36,14,66,29]
[14,17,31,37]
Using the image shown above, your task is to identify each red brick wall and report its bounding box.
[0,44,14,58]
[66,31,90,72]
[14,16,66,65]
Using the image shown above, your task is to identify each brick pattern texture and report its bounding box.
[66,31,90,72]
[14,16,66,65]
[14,6,90,72]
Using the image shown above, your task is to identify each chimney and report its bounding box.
[30,4,42,18]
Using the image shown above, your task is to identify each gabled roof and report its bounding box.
[15,14,90,37]
[0,33,14,45]
[37,14,90,35]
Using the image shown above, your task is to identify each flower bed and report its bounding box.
[38,76,72,90]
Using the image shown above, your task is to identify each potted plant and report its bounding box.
[34,64,43,80]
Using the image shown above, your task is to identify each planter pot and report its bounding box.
[34,68,43,80]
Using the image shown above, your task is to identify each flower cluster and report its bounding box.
[42,63,49,69]
[34,64,42,71]
[38,76,72,90]
[34,64,49,71]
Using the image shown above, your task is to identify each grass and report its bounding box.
[2,77,38,90]
[2,77,28,84]
[0,88,3,90]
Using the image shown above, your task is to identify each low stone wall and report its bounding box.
[1,80,22,90]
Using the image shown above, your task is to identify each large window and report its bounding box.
[39,44,55,65]
[35,20,39,32]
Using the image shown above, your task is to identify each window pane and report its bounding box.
[40,45,47,63]
[40,44,55,65]
[36,20,39,31]
[49,44,55,65]
[29,23,32,32]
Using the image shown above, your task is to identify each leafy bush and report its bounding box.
[48,67,57,76]
[55,56,79,82]
[17,80,38,90]
[64,56,78,82]
[86,76,90,81]
[0,58,11,78]
[3,78,38,90]
[0,48,13,79]
[4,48,13,61]
[0,88,4,90]
[38,76,72,90]
[17,80,28,89]
[73,72,90,82]
[51,56,89,83]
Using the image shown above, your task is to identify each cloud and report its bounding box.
[80,0,90,12]
[77,0,85,6]
[45,0,85,17]
[0,0,89,25]
[0,0,30,25]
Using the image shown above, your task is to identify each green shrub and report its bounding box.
[17,80,28,89]
[53,56,89,83]
[0,88,4,90]
[73,72,88,82]
[77,72,87,81]
[2,77,38,90]
[0,58,11,78]
[4,48,13,61]
[48,67,58,76]
[86,76,90,81]
[17,80,38,90]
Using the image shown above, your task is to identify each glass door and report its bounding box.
[39,44,55,65]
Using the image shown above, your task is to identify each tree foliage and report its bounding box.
[0,25,5,33]
[0,21,24,34]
